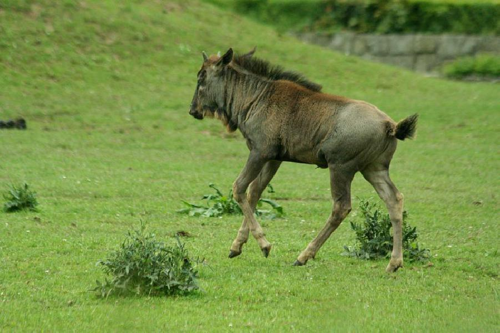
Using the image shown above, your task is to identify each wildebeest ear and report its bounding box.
[241,47,256,59]
[202,51,208,62]
[216,48,233,67]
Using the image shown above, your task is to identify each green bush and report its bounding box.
[94,224,199,297]
[442,54,500,79]
[343,199,430,262]
[178,183,284,219]
[3,183,38,213]
[216,0,500,35]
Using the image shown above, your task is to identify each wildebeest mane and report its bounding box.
[233,54,322,92]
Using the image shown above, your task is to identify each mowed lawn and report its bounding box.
[0,0,498,331]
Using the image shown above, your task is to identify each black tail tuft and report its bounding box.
[395,114,418,140]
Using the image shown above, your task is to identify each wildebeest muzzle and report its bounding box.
[189,90,204,120]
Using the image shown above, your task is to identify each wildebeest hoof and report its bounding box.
[228,250,241,258]
[261,246,271,258]
[386,259,403,273]
[293,260,305,266]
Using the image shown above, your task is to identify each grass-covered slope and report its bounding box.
[0,0,499,331]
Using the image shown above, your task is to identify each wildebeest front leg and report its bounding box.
[229,160,281,258]
[295,165,354,265]
[231,153,273,257]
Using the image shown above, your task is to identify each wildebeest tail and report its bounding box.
[394,114,418,140]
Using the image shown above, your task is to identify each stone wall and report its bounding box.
[297,33,500,72]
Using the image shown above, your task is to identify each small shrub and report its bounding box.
[3,183,38,212]
[178,183,284,219]
[94,223,199,297]
[343,199,430,262]
[443,54,500,79]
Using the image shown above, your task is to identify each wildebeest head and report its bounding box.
[189,47,256,121]
[189,48,233,120]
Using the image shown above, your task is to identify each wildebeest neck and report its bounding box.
[221,68,275,133]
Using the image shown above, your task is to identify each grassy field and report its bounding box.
[1,0,499,331]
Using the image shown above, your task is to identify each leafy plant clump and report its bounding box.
[442,54,500,80]
[178,183,284,220]
[343,199,430,262]
[3,183,38,212]
[94,224,199,298]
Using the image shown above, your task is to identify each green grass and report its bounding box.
[0,0,499,331]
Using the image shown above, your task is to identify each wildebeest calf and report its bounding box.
[189,48,418,272]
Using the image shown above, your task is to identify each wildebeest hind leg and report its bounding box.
[362,167,404,272]
[232,152,273,257]
[295,165,354,265]
[230,161,281,258]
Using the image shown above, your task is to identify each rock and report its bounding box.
[415,54,438,72]
[328,32,355,55]
[352,35,368,55]
[388,35,415,55]
[437,35,466,59]
[414,35,437,54]
[366,35,390,56]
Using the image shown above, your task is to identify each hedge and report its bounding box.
[214,0,500,35]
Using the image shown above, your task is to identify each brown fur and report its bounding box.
[189,48,418,272]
